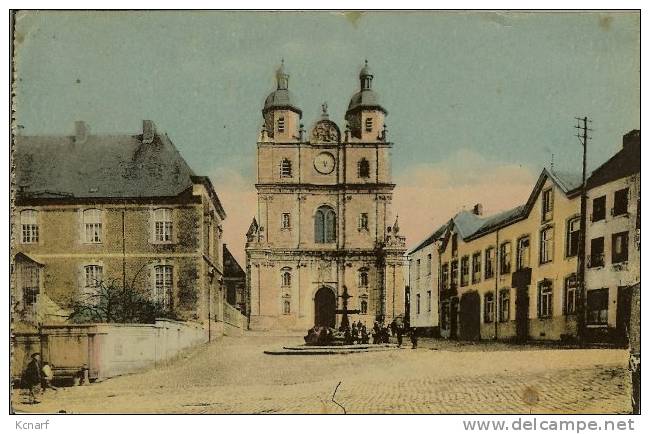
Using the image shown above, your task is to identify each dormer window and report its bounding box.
[365,118,373,132]
[278,116,285,133]
[280,158,292,178]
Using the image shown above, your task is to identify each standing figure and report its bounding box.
[361,325,369,344]
[390,319,397,337]
[410,328,418,349]
[396,325,403,347]
[22,353,42,404]
[41,361,58,391]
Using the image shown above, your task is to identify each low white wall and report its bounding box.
[90,319,208,380]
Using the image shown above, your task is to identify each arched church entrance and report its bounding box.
[314,287,336,328]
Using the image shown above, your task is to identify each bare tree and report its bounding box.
[68,266,175,324]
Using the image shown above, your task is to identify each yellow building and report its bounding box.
[12,121,227,335]
[246,62,407,331]
[409,130,640,343]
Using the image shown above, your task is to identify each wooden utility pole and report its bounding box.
[575,116,592,342]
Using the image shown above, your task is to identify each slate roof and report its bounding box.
[223,245,246,279]
[346,89,387,114]
[407,222,449,255]
[14,131,197,200]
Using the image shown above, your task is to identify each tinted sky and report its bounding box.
[14,11,640,262]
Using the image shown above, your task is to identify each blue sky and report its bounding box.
[13,11,640,262]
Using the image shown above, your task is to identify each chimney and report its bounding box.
[142,120,156,144]
[472,203,483,216]
[74,121,88,144]
[623,129,640,150]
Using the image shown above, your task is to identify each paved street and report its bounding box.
[13,335,632,414]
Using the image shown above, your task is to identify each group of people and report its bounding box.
[340,319,419,348]
[21,352,58,405]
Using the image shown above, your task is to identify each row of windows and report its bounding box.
[588,232,629,268]
[280,269,369,287]
[281,298,370,315]
[440,217,581,290]
[591,188,630,222]
[414,290,433,315]
[18,208,176,245]
[22,264,174,311]
[279,210,370,232]
[441,275,606,326]
[275,116,373,134]
[278,158,372,178]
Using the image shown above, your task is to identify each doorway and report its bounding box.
[314,287,336,328]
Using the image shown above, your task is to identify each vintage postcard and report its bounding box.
[9,9,641,419]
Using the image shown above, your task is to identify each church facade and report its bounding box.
[245,62,407,331]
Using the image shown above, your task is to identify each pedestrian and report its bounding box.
[343,327,352,345]
[351,323,358,343]
[410,328,418,349]
[397,325,403,347]
[361,325,369,344]
[22,352,42,404]
[41,361,58,392]
[390,319,397,336]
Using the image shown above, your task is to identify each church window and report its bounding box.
[314,206,336,243]
[281,270,291,287]
[283,299,291,315]
[365,118,373,132]
[278,116,285,133]
[359,213,369,230]
[360,299,368,314]
[281,213,291,229]
[358,158,370,178]
[280,158,292,177]
[359,270,369,287]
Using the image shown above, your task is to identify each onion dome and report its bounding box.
[263,60,302,115]
[346,60,387,115]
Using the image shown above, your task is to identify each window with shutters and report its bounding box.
[566,217,580,257]
[538,279,553,318]
[612,231,629,264]
[277,116,285,133]
[516,236,530,269]
[500,241,512,274]
[613,188,629,216]
[484,293,495,323]
[541,187,553,222]
[586,288,608,325]
[499,289,510,322]
[280,158,292,178]
[314,206,336,243]
[564,274,578,315]
[485,247,495,279]
[540,226,554,264]
[365,117,373,132]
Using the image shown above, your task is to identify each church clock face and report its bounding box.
[314,152,336,174]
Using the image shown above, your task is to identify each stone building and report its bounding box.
[12,121,227,334]
[246,62,407,331]
[223,244,247,314]
[584,130,640,343]
[407,130,640,342]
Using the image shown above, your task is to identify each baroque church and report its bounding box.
[245,61,407,331]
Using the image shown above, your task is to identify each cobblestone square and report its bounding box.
[12,335,632,414]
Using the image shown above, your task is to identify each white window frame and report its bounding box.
[499,288,510,322]
[517,236,530,270]
[153,208,173,243]
[484,292,495,323]
[83,208,103,244]
[538,280,553,318]
[20,209,39,244]
[153,264,173,309]
[540,226,554,264]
